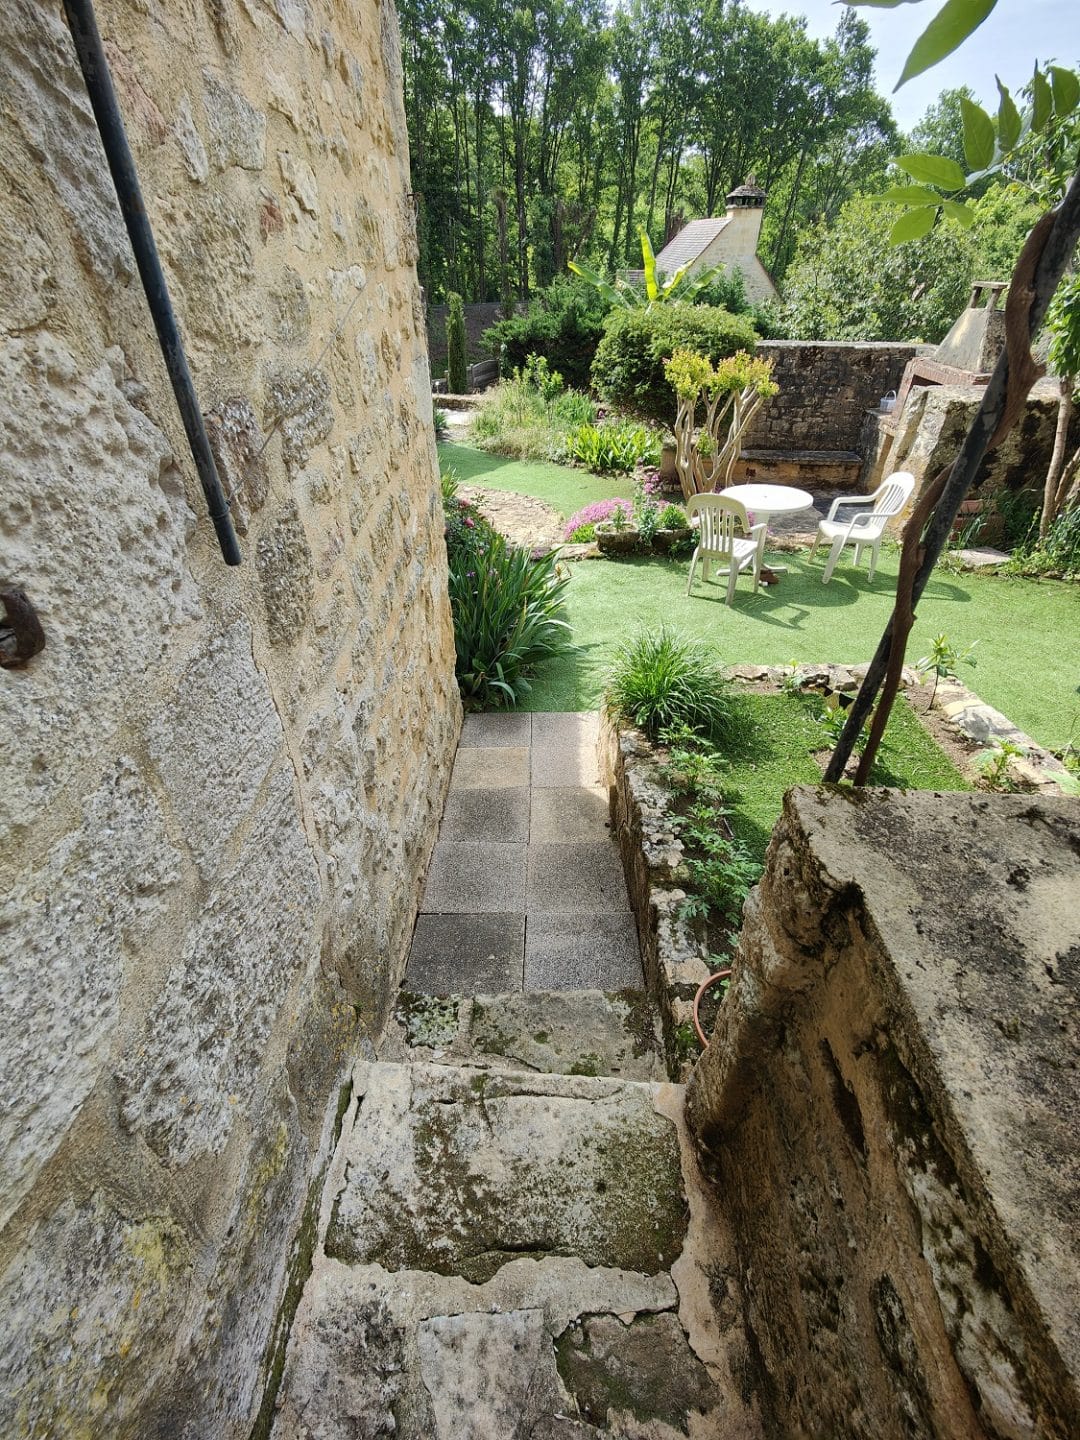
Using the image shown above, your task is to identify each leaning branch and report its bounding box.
[824,163,1080,784]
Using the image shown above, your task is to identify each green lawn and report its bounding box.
[717,690,971,862]
[525,548,1078,752]
[441,444,1079,750]
[439,441,633,519]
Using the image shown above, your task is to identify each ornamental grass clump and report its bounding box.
[605,626,737,742]
[442,469,571,707]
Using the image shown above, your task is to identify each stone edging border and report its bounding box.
[726,662,1070,793]
[599,710,712,1081]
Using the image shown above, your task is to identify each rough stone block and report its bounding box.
[205,395,269,534]
[265,365,334,472]
[116,768,320,1166]
[256,499,315,645]
[0,761,178,1229]
[202,72,266,171]
[0,1194,191,1438]
[327,1063,688,1280]
[146,620,282,876]
[687,788,1080,1439]
[0,337,200,841]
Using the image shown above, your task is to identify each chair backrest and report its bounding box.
[871,471,916,520]
[687,493,749,555]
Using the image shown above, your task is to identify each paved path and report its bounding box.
[268,715,760,1438]
[405,711,642,994]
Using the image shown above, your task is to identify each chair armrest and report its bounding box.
[825,494,876,522]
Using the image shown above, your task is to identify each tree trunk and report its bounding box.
[826,169,1080,785]
[1042,376,1074,535]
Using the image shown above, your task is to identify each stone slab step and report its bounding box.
[270,1061,761,1439]
[380,988,667,1082]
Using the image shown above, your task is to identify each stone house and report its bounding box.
[655,180,778,304]
[0,1,459,1433]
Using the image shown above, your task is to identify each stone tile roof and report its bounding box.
[655,218,730,276]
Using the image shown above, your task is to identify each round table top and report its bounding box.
[720,483,814,515]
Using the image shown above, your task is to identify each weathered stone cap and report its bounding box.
[787,786,1080,1391]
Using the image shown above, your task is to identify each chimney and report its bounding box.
[724,175,767,255]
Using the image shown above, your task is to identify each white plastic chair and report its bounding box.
[686,494,766,604]
[809,472,916,584]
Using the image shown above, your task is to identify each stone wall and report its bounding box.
[745,340,928,455]
[686,787,1080,1439]
[863,379,1079,541]
[0,3,460,1436]
[426,300,507,372]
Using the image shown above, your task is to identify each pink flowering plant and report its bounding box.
[563,497,634,543]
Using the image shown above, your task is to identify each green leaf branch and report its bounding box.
[847,0,1079,243]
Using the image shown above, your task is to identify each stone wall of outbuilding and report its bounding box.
[687,787,1080,1440]
[746,340,930,455]
[0,2,459,1436]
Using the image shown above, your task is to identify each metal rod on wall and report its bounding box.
[61,0,242,567]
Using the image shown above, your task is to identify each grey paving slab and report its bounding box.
[460,712,533,747]
[524,913,642,991]
[530,743,604,789]
[406,914,524,994]
[531,711,600,748]
[421,841,527,914]
[529,786,611,844]
[451,746,530,790]
[440,787,530,843]
[526,841,630,912]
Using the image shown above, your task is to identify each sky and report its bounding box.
[744,0,1080,133]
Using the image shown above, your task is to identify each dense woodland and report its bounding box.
[400,0,897,303]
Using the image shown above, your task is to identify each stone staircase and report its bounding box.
[267,715,761,1438]
[269,1058,759,1438]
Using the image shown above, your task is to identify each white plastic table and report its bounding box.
[720,483,814,576]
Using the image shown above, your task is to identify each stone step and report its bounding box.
[270,1061,761,1439]
[380,988,667,1082]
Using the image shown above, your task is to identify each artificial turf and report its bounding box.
[438,441,633,519]
[715,690,972,863]
[443,443,1078,750]
[523,548,1078,752]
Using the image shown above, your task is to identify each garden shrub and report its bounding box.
[657,502,689,530]
[605,625,738,741]
[446,292,467,394]
[442,469,571,706]
[471,358,595,461]
[1004,503,1080,578]
[561,419,660,474]
[483,277,611,390]
[592,304,759,424]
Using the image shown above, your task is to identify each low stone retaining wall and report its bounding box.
[685,786,1080,1438]
[599,711,712,1078]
